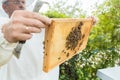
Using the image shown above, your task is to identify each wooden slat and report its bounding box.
[43,18,94,72]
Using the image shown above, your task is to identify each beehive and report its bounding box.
[43,18,94,72]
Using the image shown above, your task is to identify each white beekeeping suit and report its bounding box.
[0,0,59,80]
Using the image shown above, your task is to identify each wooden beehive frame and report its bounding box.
[43,18,94,72]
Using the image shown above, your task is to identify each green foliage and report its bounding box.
[60,48,120,80]
[44,0,120,80]
[44,10,70,18]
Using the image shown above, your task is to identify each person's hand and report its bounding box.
[87,16,97,25]
[2,10,51,43]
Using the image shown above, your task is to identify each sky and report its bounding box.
[0,0,105,17]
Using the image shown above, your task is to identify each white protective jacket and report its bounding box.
[0,18,59,80]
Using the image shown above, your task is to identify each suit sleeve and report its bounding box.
[0,18,17,67]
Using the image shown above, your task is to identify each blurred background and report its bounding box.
[0,0,104,17]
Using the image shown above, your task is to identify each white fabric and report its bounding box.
[0,18,59,80]
[0,18,18,66]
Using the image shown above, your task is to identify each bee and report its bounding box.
[65,22,83,50]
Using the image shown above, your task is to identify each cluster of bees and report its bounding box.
[65,22,83,50]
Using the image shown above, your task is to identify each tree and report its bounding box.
[46,0,85,18]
